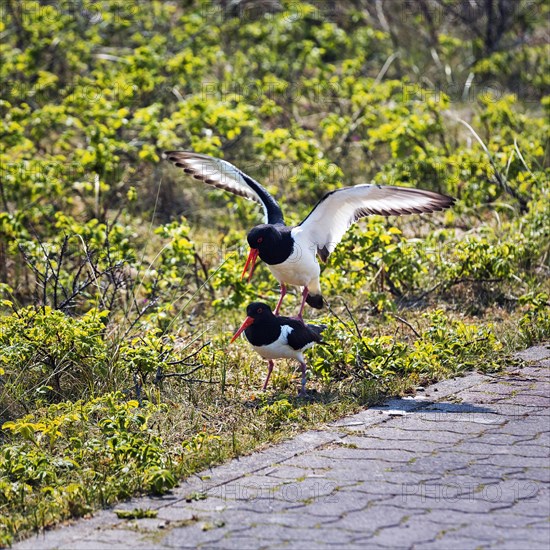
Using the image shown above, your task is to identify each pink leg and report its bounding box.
[295,287,309,321]
[274,284,287,315]
[298,361,307,396]
[262,360,275,391]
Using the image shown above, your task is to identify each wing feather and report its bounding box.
[285,320,326,350]
[298,184,455,261]
[164,151,284,224]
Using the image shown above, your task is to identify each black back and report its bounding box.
[283,317,325,350]
[243,303,325,350]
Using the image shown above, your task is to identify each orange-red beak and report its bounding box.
[241,248,259,282]
[230,316,255,343]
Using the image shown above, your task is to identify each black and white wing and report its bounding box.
[298,184,455,261]
[285,319,326,351]
[164,151,284,224]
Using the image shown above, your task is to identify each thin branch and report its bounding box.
[325,299,356,337]
[389,313,420,338]
[513,137,537,181]
[167,341,211,366]
[76,234,107,310]
[181,379,222,384]
[58,276,100,310]
[119,298,159,341]
[160,364,206,379]
[454,116,527,211]
[417,276,504,300]
[53,236,69,309]
[341,301,362,339]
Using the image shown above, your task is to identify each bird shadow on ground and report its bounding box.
[371,399,497,416]
[241,390,500,417]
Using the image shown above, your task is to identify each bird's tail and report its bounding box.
[306,293,323,309]
[307,323,327,342]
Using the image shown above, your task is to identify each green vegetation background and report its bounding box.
[0,0,548,543]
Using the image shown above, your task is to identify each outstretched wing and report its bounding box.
[164,151,284,224]
[298,184,455,261]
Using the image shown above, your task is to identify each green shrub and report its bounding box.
[0,393,173,544]
[311,310,503,385]
[0,306,109,416]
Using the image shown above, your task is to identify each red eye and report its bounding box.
[257,237,263,244]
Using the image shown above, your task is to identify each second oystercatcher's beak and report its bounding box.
[241,248,259,282]
[230,316,255,343]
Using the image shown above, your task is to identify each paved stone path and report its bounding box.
[17,345,550,549]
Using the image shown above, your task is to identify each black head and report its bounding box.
[245,302,274,320]
[246,225,282,251]
[246,224,293,265]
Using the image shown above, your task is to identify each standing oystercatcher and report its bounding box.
[230,302,325,395]
[165,151,455,318]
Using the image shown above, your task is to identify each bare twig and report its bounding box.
[159,364,206,379]
[454,116,527,211]
[513,138,537,181]
[389,313,421,338]
[417,276,504,301]
[325,299,355,336]
[167,341,211,366]
[53,236,69,308]
[341,301,362,339]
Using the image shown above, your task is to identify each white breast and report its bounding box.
[251,325,305,361]
[268,227,320,287]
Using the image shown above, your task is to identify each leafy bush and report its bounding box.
[0,306,109,416]
[261,398,300,430]
[0,393,173,544]
[0,302,210,421]
[518,293,550,346]
[311,310,503,386]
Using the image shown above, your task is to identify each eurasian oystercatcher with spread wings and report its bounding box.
[165,151,455,318]
[230,302,325,395]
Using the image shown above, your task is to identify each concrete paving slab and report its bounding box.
[15,345,550,550]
